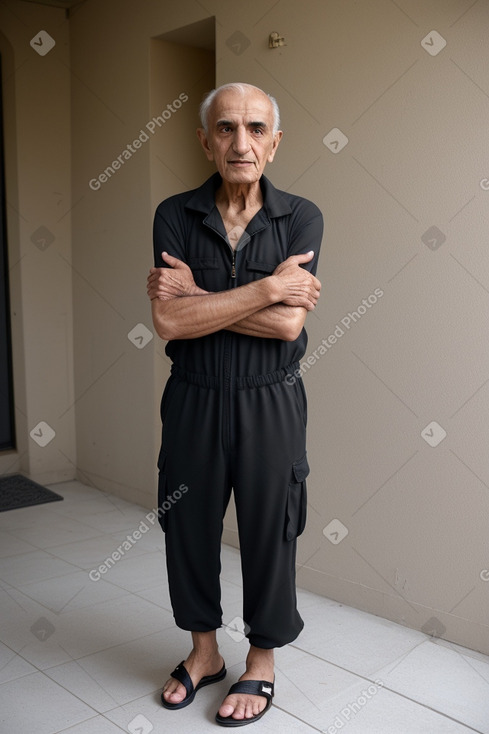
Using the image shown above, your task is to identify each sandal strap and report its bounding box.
[227,679,274,702]
[170,661,193,698]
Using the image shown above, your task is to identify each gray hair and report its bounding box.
[199,83,281,135]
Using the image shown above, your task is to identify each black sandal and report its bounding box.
[161,660,226,710]
[215,679,274,727]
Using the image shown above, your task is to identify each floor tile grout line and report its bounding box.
[0,545,168,601]
[45,545,166,575]
[131,588,173,616]
[289,640,415,681]
[37,622,179,673]
[0,655,39,686]
[2,481,488,732]
[271,703,325,732]
[48,638,162,722]
[42,659,121,720]
[0,603,178,678]
[0,528,109,556]
[53,712,128,734]
[288,642,486,733]
[0,558,99,587]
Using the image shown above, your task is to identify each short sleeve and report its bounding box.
[286,198,323,276]
[153,196,189,268]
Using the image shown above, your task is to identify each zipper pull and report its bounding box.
[231,254,236,278]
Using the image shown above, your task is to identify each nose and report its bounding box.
[232,125,250,155]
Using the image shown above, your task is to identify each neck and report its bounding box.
[216,179,263,213]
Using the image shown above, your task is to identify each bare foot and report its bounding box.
[162,631,223,705]
[218,646,274,721]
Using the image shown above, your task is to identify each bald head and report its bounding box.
[200,83,281,135]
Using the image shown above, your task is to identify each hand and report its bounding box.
[147,252,207,301]
[271,251,321,310]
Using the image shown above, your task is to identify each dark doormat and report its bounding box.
[0,474,63,512]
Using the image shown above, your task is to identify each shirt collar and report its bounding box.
[184,172,292,219]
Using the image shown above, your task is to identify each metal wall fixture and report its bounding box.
[269,32,286,48]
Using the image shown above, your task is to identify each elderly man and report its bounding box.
[147,82,322,726]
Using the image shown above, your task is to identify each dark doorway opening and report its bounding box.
[0,53,15,450]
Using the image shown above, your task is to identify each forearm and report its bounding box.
[152,277,283,340]
[227,304,307,341]
[149,250,320,340]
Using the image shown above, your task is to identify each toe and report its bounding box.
[218,698,237,719]
[245,696,265,719]
[219,694,266,721]
[162,679,186,703]
[249,697,263,718]
[231,697,246,720]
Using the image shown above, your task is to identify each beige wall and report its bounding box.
[1,0,488,655]
[0,2,75,484]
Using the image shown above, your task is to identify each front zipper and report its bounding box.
[222,331,232,452]
[224,243,237,452]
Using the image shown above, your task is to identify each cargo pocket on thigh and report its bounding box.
[157,447,169,532]
[285,453,310,541]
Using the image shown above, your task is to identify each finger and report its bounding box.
[274,251,315,276]
[302,273,321,291]
[161,251,179,267]
[285,251,314,266]
[162,251,188,269]
[148,268,165,282]
[295,250,315,262]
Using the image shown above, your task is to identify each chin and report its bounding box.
[223,168,261,184]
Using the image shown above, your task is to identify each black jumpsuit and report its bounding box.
[154,172,323,649]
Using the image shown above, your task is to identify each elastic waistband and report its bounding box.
[170,362,299,390]
[236,362,299,389]
[170,364,218,388]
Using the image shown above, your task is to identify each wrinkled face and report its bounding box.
[197,88,282,185]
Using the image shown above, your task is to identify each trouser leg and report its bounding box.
[158,376,231,632]
[233,378,309,649]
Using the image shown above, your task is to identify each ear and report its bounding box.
[196,128,214,162]
[267,130,283,163]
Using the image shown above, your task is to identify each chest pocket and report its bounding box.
[188,257,219,270]
[245,260,276,277]
[188,257,220,290]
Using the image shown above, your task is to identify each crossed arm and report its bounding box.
[147,251,321,341]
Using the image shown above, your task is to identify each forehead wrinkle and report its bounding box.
[209,92,274,127]
[215,118,269,128]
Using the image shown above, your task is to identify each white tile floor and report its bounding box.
[0,480,488,734]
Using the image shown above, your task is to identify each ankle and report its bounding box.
[189,629,218,654]
[245,646,274,674]
[247,645,274,660]
[191,648,221,664]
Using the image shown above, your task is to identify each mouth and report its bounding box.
[228,160,255,167]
